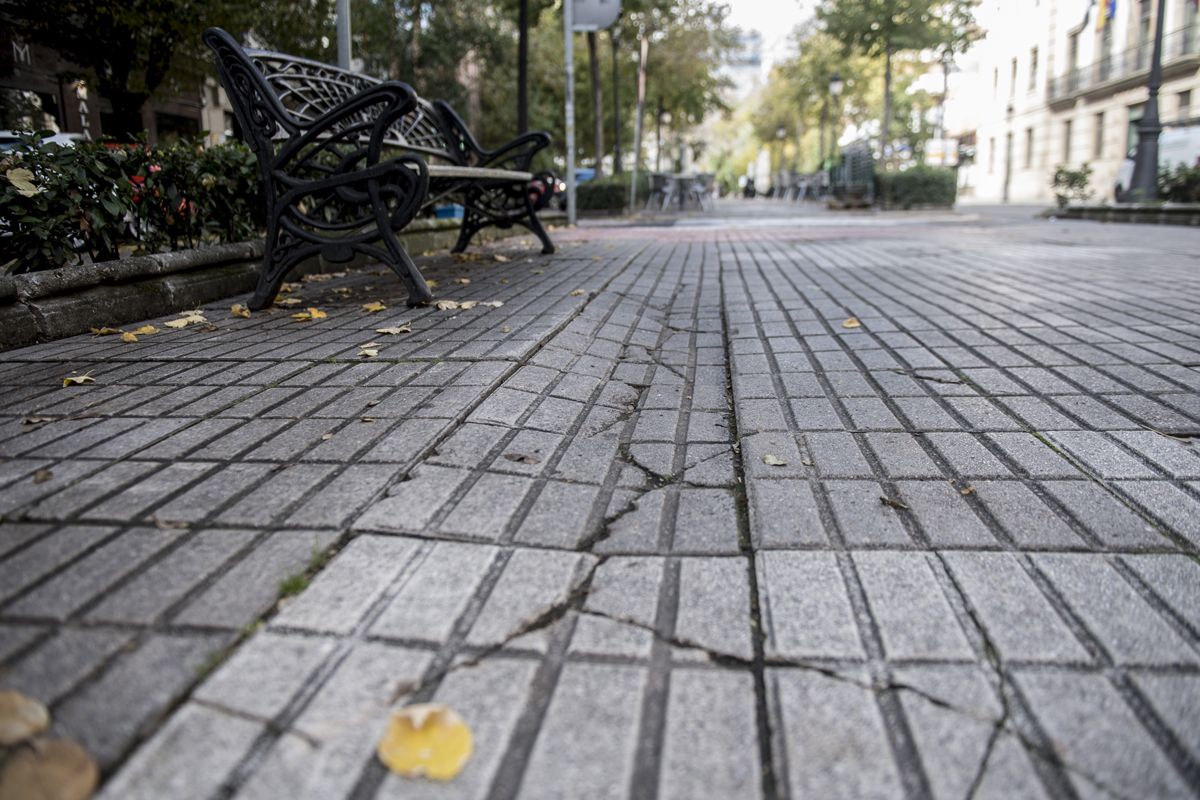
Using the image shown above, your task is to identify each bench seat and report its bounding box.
[426,165,533,182]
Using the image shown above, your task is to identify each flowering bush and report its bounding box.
[0,132,264,274]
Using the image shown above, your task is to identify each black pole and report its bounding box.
[517,0,528,134]
[1128,0,1167,201]
[612,30,622,174]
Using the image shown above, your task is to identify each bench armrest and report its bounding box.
[279,82,420,169]
[433,100,551,172]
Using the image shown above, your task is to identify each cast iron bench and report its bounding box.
[204,28,556,310]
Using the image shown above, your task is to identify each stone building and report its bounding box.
[950,0,1199,203]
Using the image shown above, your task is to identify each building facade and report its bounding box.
[951,0,1199,203]
[1,32,233,145]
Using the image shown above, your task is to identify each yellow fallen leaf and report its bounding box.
[960,486,976,496]
[434,300,460,311]
[762,454,787,467]
[89,326,122,336]
[362,301,387,313]
[21,416,55,426]
[482,301,504,308]
[278,282,302,293]
[0,738,98,800]
[301,272,343,283]
[420,250,438,257]
[62,373,95,388]
[6,167,41,197]
[377,704,473,782]
[164,312,206,329]
[275,297,302,307]
[131,325,158,335]
[33,468,53,484]
[842,317,861,329]
[454,277,471,285]
[569,289,586,297]
[425,279,440,290]
[493,253,510,263]
[321,432,334,441]
[458,301,479,310]
[292,307,327,322]
[231,303,251,318]
[360,348,379,358]
[0,690,50,746]
[120,332,138,343]
[376,324,412,335]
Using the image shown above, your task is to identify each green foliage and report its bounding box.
[0,133,263,274]
[1158,164,1200,203]
[817,0,981,60]
[876,166,957,208]
[575,173,650,211]
[1051,163,1095,208]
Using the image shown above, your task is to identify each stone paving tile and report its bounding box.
[4,223,1200,798]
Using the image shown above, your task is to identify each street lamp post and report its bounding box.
[1129,0,1167,201]
[828,72,844,166]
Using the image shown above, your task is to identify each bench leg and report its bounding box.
[380,231,434,307]
[451,205,486,254]
[522,198,555,254]
[249,222,305,311]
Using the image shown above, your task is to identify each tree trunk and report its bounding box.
[654,97,663,173]
[629,33,649,209]
[881,42,894,165]
[611,31,622,174]
[587,31,603,177]
[517,0,528,133]
[407,1,422,84]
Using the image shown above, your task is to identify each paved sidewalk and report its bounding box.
[2,209,1199,799]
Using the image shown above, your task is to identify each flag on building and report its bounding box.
[1096,0,1116,30]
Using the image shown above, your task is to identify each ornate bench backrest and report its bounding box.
[205,28,463,166]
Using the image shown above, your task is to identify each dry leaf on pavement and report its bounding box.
[275,297,302,307]
[88,327,122,336]
[0,738,99,800]
[231,303,251,318]
[0,690,50,745]
[359,343,380,358]
[61,373,94,388]
[362,301,387,313]
[842,317,861,329]
[425,279,440,289]
[454,277,471,285]
[120,332,138,343]
[762,454,787,467]
[291,308,327,322]
[434,300,460,311]
[377,703,473,782]
[131,325,157,335]
[879,495,910,511]
[569,289,586,297]
[458,301,479,310]
[376,324,412,335]
[493,253,510,263]
[32,469,53,484]
[163,312,207,329]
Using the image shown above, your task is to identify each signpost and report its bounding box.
[565,0,621,225]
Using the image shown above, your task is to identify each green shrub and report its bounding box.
[1158,163,1200,203]
[575,173,650,211]
[0,131,263,274]
[876,166,957,209]
[1051,163,1094,208]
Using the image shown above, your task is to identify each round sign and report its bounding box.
[573,0,621,31]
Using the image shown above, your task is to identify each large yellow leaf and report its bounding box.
[292,308,327,322]
[0,739,98,800]
[0,690,49,746]
[6,167,41,198]
[376,704,473,782]
[61,373,95,388]
[231,303,251,318]
[361,301,387,313]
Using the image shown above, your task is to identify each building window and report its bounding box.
[989,136,996,173]
[1069,31,1080,72]
[1063,119,1073,164]
[1029,47,1039,91]
[1094,112,1105,159]
[1180,90,1193,122]
[1024,127,1034,168]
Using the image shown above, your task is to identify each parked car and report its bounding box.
[0,130,88,151]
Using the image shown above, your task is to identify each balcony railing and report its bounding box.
[1047,24,1199,100]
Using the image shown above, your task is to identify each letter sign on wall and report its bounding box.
[573,0,620,31]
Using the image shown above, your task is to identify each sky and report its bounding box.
[725,0,815,70]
